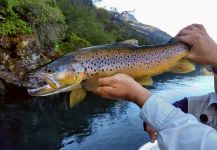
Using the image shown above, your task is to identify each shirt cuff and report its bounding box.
[140,94,175,132]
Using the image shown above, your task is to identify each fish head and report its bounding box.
[28,58,86,96]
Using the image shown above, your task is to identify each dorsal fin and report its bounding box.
[115,39,138,46]
[167,37,181,44]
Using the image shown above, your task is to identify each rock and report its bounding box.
[114,11,172,44]
[118,11,137,22]
[0,34,48,89]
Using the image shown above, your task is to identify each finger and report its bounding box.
[183,24,206,32]
[96,89,116,99]
[177,28,198,37]
[96,86,115,94]
[176,29,192,38]
[150,132,158,143]
[98,77,115,86]
[186,24,204,31]
[176,24,204,37]
[176,25,194,37]
[191,23,206,31]
[178,35,194,45]
[96,86,116,99]
[187,52,196,61]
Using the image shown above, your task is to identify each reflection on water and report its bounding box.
[0,73,214,150]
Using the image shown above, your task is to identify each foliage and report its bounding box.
[14,0,67,51]
[96,8,125,41]
[0,0,149,54]
[0,0,19,10]
[57,0,115,45]
[15,0,65,27]
[58,33,91,53]
[0,14,33,35]
[0,0,33,35]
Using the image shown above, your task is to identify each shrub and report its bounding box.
[57,33,91,53]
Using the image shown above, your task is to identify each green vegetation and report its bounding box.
[0,0,33,35]
[14,0,67,51]
[57,0,116,45]
[0,0,148,54]
[57,33,91,53]
[0,13,33,35]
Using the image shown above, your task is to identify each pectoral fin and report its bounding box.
[170,60,196,73]
[70,88,86,108]
[135,76,153,86]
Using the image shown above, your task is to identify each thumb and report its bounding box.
[178,35,194,45]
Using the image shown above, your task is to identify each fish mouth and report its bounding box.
[27,74,80,96]
[27,74,56,96]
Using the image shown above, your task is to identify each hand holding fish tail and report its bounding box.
[176,24,217,65]
[94,73,151,107]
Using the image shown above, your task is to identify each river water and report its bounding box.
[0,72,214,150]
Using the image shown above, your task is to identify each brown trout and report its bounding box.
[28,39,195,107]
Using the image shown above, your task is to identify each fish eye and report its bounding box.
[45,67,54,73]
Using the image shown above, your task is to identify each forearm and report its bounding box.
[140,94,217,150]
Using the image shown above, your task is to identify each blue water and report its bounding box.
[0,73,214,150]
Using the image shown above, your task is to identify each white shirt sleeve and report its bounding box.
[140,94,217,150]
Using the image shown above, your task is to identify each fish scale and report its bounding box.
[75,43,189,81]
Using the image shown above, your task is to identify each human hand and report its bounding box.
[144,122,158,143]
[94,73,151,107]
[176,24,217,65]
